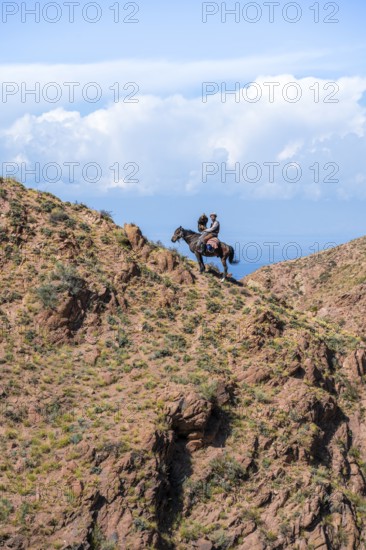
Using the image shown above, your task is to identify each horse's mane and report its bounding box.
[183,229,199,236]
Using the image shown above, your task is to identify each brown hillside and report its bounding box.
[1,178,366,550]
[245,238,366,338]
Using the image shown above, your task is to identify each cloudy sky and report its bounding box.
[1,0,365,273]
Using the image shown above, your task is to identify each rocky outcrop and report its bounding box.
[123,223,148,251]
[36,284,119,344]
[43,431,177,550]
[114,259,141,286]
[123,223,195,285]
[166,383,233,452]
[343,349,366,381]
[166,393,214,452]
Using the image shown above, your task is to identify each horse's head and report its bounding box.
[171,226,184,243]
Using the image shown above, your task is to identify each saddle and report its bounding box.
[206,237,220,250]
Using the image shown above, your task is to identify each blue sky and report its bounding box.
[1,1,366,67]
[1,0,365,275]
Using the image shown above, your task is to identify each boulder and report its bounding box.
[123,223,147,250]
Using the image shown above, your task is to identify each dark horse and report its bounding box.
[171,226,238,281]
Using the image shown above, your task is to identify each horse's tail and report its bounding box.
[229,245,239,264]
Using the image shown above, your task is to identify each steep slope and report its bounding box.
[245,237,366,338]
[1,178,366,550]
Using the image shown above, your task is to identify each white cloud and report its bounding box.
[0,50,348,126]
[278,141,303,161]
[1,74,366,200]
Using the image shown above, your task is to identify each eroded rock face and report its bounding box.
[166,392,213,452]
[43,431,177,550]
[241,366,271,385]
[246,309,286,349]
[36,284,120,344]
[165,383,233,452]
[171,267,195,285]
[114,260,141,286]
[123,223,196,285]
[154,249,179,273]
[343,349,366,381]
[36,289,92,343]
[123,223,147,251]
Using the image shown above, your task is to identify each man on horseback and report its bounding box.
[171,221,238,280]
[197,213,220,253]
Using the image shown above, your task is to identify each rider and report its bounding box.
[197,213,220,252]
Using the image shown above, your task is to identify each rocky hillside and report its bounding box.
[246,238,366,338]
[1,178,366,550]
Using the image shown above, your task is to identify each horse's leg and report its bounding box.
[217,246,229,281]
[221,256,228,281]
[195,252,205,273]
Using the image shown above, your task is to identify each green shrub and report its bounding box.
[7,200,25,226]
[53,263,84,296]
[199,380,219,402]
[49,208,70,224]
[342,380,360,403]
[79,222,91,233]
[151,349,172,359]
[0,498,14,522]
[115,229,131,248]
[24,330,37,343]
[41,227,53,237]
[90,525,118,550]
[117,331,129,348]
[0,228,8,242]
[0,290,21,304]
[184,478,212,504]
[65,217,77,228]
[40,199,57,212]
[100,210,113,221]
[206,300,221,313]
[36,283,59,309]
[69,433,82,445]
[132,360,148,370]
[133,517,149,532]
[180,521,205,542]
[58,230,69,239]
[210,529,231,549]
[165,333,186,350]
[209,454,247,489]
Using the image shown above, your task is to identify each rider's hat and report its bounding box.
[210,212,217,217]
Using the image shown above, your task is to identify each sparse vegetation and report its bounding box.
[100,209,113,221]
[49,208,71,224]
[1,179,366,549]
[36,283,59,309]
